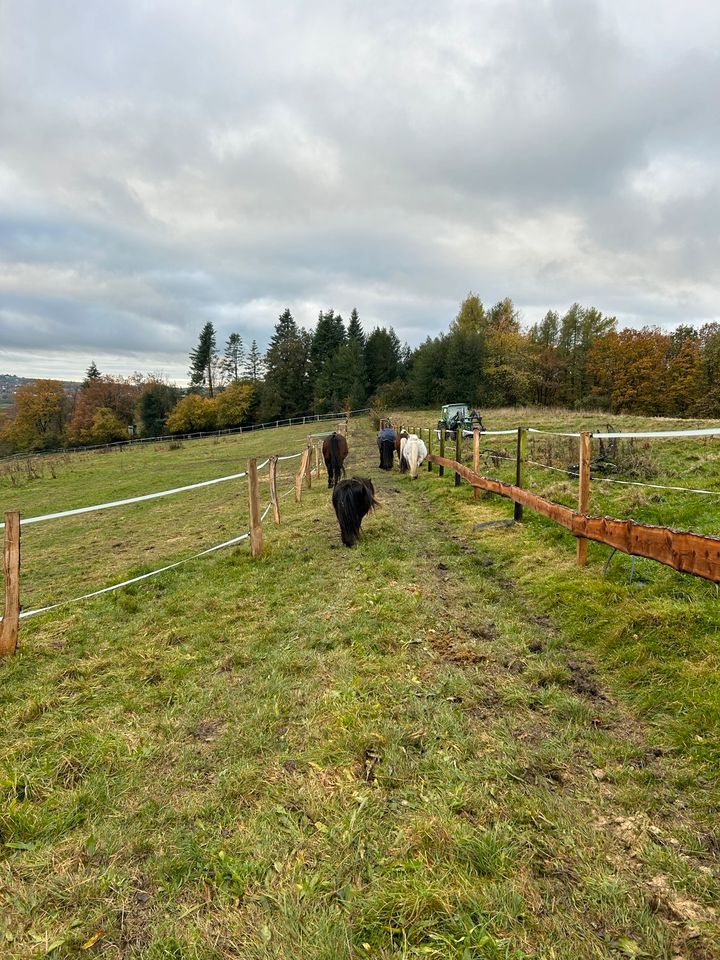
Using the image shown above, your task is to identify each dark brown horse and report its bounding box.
[332,477,378,546]
[322,432,349,488]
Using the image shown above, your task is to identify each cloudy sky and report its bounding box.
[1,0,719,382]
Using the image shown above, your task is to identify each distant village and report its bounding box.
[0,374,79,409]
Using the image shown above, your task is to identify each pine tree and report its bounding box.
[83,361,101,388]
[310,310,346,378]
[189,322,218,397]
[347,308,365,347]
[259,309,311,419]
[365,327,401,395]
[334,309,368,406]
[223,333,244,382]
[244,340,264,382]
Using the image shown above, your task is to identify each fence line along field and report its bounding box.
[1,411,720,959]
[0,422,321,622]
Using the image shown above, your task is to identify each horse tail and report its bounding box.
[330,432,346,486]
[399,436,408,473]
[407,438,420,478]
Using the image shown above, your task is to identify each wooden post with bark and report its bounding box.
[439,428,445,477]
[269,456,281,525]
[577,431,592,566]
[473,428,480,498]
[305,445,312,490]
[427,427,433,471]
[0,512,21,657]
[514,427,527,521]
[247,460,264,557]
[295,447,310,502]
[454,428,462,486]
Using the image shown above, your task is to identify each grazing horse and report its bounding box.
[399,433,428,478]
[332,477,378,547]
[394,430,409,468]
[322,432,348,488]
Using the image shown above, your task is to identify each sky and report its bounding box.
[1,0,719,382]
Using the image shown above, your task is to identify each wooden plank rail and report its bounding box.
[427,453,720,583]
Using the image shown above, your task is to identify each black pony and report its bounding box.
[322,432,349,488]
[332,477,378,547]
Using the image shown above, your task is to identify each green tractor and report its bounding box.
[436,403,484,440]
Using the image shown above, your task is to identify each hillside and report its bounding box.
[1,413,719,959]
[0,374,80,409]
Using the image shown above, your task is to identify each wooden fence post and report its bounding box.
[247,460,264,557]
[0,512,21,657]
[473,428,480,499]
[577,431,592,566]
[454,428,462,486]
[439,428,445,476]
[305,445,312,490]
[427,427,433,471]
[514,427,527,522]
[269,456,281,525]
[295,448,310,502]
[314,444,321,480]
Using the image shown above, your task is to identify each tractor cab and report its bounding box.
[436,403,484,439]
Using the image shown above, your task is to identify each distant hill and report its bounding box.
[0,374,80,408]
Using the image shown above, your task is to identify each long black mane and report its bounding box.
[332,477,378,547]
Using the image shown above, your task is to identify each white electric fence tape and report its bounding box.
[19,530,252,620]
[3,471,248,528]
[590,476,720,496]
[526,459,719,495]
[528,428,581,437]
[526,459,579,477]
[2,448,306,529]
[593,426,720,439]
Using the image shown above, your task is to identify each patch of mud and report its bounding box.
[467,622,498,641]
[189,720,223,743]
[647,874,718,928]
[430,633,489,665]
[566,658,608,702]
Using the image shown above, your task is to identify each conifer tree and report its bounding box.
[188,322,218,397]
[223,333,244,382]
[83,361,101,387]
[244,340,264,382]
[259,309,311,419]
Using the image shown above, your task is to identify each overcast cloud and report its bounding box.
[1,0,719,381]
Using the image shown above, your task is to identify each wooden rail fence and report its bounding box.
[427,449,720,584]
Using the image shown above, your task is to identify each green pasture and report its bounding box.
[1,411,719,959]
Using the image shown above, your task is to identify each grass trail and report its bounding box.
[1,417,719,959]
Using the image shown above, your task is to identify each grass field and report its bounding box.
[1,410,719,959]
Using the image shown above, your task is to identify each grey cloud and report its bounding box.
[1,0,720,381]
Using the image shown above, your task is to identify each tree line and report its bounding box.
[2,295,719,454]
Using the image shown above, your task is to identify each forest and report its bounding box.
[2,294,720,454]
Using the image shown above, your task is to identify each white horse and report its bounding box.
[399,433,428,479]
